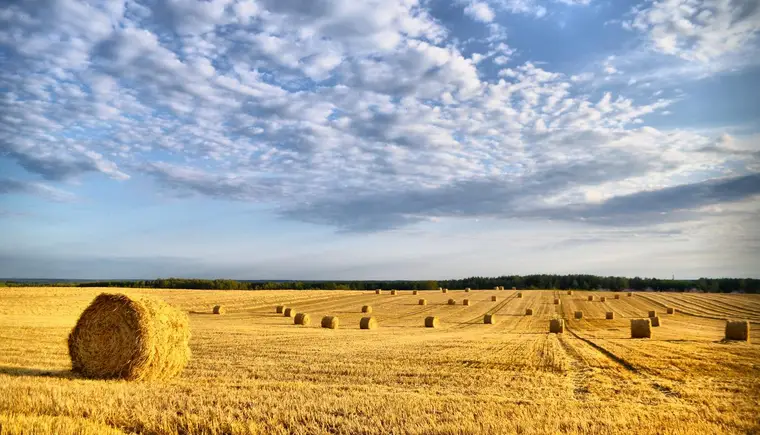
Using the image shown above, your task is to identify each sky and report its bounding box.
[1,0,759,280]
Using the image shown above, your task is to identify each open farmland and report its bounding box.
[1,287,759,434]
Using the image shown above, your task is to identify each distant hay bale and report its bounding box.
[390,290,397,295]
[375,290,382,295]
[587,296,594,302]
[725,320,750,342]
[465,288,471,292]
[614,295,620,300]
[448,299,456,305]
[320,316,339,329]
[648,311,656,318]
[438,287,443,291]
[362,305,372,314]
[68,293,190,381]
[418,299,427,305]
[512,287,517,291]
[463,299,470,306]
[494,286,499,290]
[425,316,440,328]
[606,312,615,320]
[554,298,560,305]
[600,297,606,302]
[275,305,285,314]
[666,307,675,314]
[631,319,652,338]
[441,288,448,294]
[627,292,633,296]
[213,305,225,315]
[500,286,505,290]
[651,316,661,327]
[283,308,295,317]
[360,317,378,330]
[549,319,564,333]
[484,314,497,324]
[567,291,573,295]
[517,292,523,298]
[294,313,311,326]
[413,290,418,295]
[491,296,498,302]
[574,311,583,319]
[525,308,533,316]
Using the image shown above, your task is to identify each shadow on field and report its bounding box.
[0,366,76,379]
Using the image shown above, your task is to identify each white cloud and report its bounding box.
[464,1,496,23]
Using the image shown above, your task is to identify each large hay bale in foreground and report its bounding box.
[491,296,498,302]
[725,320,750,342]
[666,307,675,314]
[648,311,656,318]
[360,317,378,330]
[463,299,470,306]
[283,308,295,317]
[574,311,583,319]
[484,314,497,324]
[213,305,225,315]
[631,319,652,338]
[294,313,311,326]
[361,305,372,314]
[651,316,661,327]
[425,316,440,328]
[448,299,456,305]
[418,299,427,305]
[549,319,564,333]
[68,293,190,381]
[275,305,285,314]
[606,312,615,320]
[525,308,533,316]
[321,316,339,329]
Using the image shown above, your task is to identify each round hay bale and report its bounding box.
[614,294,620,300]
[283,308,295,317]
[606,312,615,320]
[413,290,418,295]
[463,299,471,306]
[587,296,594,302]
[567,290,573,295]
[494,286,499,290]
[554,298,560,305]
[517,292,523,298]
[627,292,633,297]
[68,293,190,381]
[390,290,397,295]
[631,318,652,338]
[549,319,564,333]
[491,296,498,302]
[648,310,656,318]
[360,317,378,330]
[441,288,448,294]
[213,305,225,315]
[666,307,675,314]
[438,287,443,291]
[525,308,533,316]
[512,287,517,291]
[375,289,382,295]
[418,299,427,305]
[725,320,750,342]
[425,316,440,328]
[362,305,372,314]
[484,314,497,324]
[321,316,339,329]
[275,305,285,314]
[574,311,583,319]
[465,288,471,292]
[448,298,456,305]
[651,316,661,327]
[600,297,607,302]
[294,313,311,325]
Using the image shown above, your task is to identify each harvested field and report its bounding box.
[0,287,758,435]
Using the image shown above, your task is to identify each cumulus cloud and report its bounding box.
[464,1,496,23]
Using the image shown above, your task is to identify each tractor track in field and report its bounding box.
[638,294,760,324]
[450,293,517,330]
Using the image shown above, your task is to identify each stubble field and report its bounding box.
[0,287,758,434]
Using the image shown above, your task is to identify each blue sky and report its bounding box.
[1,0,759,280]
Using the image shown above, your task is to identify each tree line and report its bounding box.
[1,275,758,293]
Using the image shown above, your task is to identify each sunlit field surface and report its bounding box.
[1,287,758,434]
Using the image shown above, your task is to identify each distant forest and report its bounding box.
[1,275,758,293]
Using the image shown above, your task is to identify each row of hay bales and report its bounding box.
[276,305,376,330]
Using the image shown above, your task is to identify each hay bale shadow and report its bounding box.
[0,366,76,379]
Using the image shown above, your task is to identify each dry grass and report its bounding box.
[1,288,759,435]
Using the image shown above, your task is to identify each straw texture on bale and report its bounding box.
[549,319,564,333]
[517,292,523,298]
[284,308,295,317]
[425,316,440,328]
[491,296,498,302]
[418,299,427,305]
[294,313,311,326]
[448,299,456,305]
[631,319,652,338]
[554,298,560,305]
[600,297,606,302]
[275,305,285,314]
[525,308,533,316]
[361,305,372,314]
[651,316,661,327]
[648,311,656,318]
[321,316,339,329]
[606,312,615,320]
[390,290,397,295]
[484,314,497,324]
[587,296,594,302]
[667,307,675,314]
[574,311,583,319]
[463,299,470,306]
[614,295,620,299]
[725,320,750,342]
[213,305,225,315]
[360,317,378,330]
[68,293,190,381]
